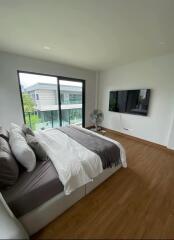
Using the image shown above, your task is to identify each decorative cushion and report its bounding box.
[0,127,9,141]
[0,137,19,188]
[10,123,24,136]
[22,124,35,136]
[26,134,49,161]
[9,130,36,172]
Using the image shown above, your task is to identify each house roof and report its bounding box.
[24,83,82,92]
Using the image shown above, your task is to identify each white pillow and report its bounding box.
[10,123,24,136]
[9,129,36,172]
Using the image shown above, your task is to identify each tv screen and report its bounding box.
[109,89,151,116]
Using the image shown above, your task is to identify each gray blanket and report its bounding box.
[58,126,121,169]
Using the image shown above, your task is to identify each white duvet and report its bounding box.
[36,126,127,195]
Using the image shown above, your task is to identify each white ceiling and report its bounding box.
[0,0,174,70]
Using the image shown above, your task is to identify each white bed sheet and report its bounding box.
[36,126,127,195]
[36,128,103,195]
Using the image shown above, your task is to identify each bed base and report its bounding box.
[19,164,122,236]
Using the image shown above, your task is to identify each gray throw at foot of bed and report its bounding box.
[58,126,121,169]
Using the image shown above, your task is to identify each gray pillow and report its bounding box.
[0,137,19,189]
[22,124,35,136]
[0,127,9,141]
[26,134,49,161]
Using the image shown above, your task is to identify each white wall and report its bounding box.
[98,54,174,147]
[0,51,97,129]
[167,114,174,150]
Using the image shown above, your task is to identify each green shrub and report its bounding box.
[25,113,41,130]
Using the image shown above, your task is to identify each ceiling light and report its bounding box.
[43,46,51,50]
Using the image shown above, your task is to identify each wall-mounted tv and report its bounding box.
[109,89,151,116]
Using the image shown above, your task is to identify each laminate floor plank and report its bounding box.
[33,132,174,239]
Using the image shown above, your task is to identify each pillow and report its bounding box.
[0,127,9,141]
[9,130,36,172]
[0,137,19,188]
[10,123,23,136]
[26,134,49,161]
[22,124,35,136]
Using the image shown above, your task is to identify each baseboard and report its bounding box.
[86,125,94,129]
[102,127,174,154]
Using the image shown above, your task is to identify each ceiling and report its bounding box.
[0,0,174,70]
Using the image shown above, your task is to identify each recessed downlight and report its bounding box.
[43,46,51,50]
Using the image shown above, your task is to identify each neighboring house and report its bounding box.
[23,83,82,128]
[24,83,82,111]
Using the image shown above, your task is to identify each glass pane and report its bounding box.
[59,80,83,127]
[19,72,60,131]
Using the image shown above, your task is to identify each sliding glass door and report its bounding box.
[59,79,83,127]
[18,72,85,130]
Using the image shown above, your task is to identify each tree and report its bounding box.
[22,93,41,130]
[22,93,36,112]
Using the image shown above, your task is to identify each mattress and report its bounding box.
[1,160,64,218]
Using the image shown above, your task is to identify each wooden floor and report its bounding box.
[33,132,174,239]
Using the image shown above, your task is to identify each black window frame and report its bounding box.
[17,70,86,128]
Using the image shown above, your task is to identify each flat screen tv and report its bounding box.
[109,89,151,116]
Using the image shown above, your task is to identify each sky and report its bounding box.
[19,72,82,88]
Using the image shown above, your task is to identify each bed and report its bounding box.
[1,125,127,236]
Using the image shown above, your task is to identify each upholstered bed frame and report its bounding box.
[19,163,122,236]
[0,124,125,238]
